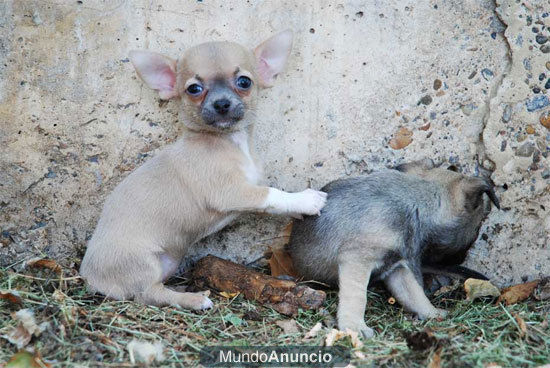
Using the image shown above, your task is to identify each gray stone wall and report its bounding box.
[1,0,548,286]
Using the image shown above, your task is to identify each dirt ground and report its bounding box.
[1,260,549,367]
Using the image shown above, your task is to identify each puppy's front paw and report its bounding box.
[295,189,327,216]
[339,320,375,339]
[199,296,214,310]
[181,292,214,311]
[417,307,448,320]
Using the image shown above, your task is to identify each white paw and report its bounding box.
[294,189,327,216]
[200,296,214,310]
[339,320,375,339]
[417,307,448,320]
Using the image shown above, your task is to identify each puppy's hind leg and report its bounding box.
[133,253,213,310]
[337,252,376,338]
[383,263,447,320]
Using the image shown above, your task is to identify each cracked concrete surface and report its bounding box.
[0,0,548,286]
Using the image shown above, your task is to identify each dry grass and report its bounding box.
[1,263,549,367]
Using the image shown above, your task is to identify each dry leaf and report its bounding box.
[497,280,539,305]
[2,309,49,349]
[324,328,363,348]
[275,319,299,334]
[219,291,239,299]
[5,350,51,368]
[325,329,346,346]
[303,322,323,341]
[405,329,438,351]
[434,281,461,297]
[127,340,164,365]
[428,347,442,368]
[464,278,500,300]
[0,291,23,306]
[534,278,550,301]
[27,258,62,274]
[514,313,527,338]
[242,310,262,321]
[389,127,413,150]
[267,222,298,278]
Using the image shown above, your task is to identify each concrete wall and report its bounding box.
[1,0,548,286]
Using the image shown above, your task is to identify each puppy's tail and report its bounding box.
[422,265,489,280]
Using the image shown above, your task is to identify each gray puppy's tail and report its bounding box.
[421,265,489,280]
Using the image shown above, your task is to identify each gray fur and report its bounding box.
[287,161,498,336]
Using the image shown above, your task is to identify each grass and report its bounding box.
[0,263,549,367]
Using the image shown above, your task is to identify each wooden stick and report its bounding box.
[192,255,326,316]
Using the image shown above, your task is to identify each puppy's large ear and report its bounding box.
[464,177,500,211]
[254,30,293,87]
[129,50,178,100]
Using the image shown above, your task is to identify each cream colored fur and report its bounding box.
[80,31,327,310]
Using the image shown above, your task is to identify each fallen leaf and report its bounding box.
[346,329,363,348]
[242,310,262,321]
[268,248,298,278]
[433,280,461,297]
[514,313,527,338]
[464,278,500,301]
[325,329,344,346]
[428,347,442,368]
[303,322,323,341]
[534,278,550,301]
[1,309,49,349]
[405,329,438,351]
[5,351,51,368]
[325,328,363,348]
[389,127,413,150]
[497,280,539,305]
[219,291,239,299]
[0,291,23,306]
[405,328,448,351]
[127,340,164,365]
[267,222,298,278]
[27,258,62,274]
[275,319,299,334]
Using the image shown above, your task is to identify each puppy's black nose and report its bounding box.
[213,98,231,115]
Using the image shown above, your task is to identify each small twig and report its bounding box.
[8,272,81,282]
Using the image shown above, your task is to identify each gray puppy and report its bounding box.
[287,159,499,338]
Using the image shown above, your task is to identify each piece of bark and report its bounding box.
[192,255,325,316]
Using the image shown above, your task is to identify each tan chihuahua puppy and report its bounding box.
[80,31,327,310]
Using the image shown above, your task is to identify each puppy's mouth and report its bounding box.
[210,119,239,129]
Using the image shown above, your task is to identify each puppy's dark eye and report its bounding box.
[186,84,203,96]
[235,76,252,90]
